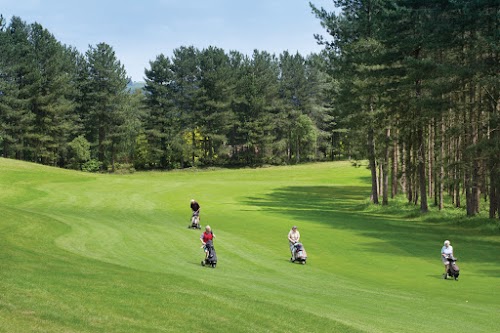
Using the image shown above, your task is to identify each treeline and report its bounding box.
[312,0,499,218]
[0,16,138,171]
[142,47,335,168]
[0,15,346,172]
[2,2,499,219]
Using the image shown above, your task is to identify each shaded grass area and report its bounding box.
[244,185,500,271]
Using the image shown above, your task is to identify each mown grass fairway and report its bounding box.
[1,158,499,333]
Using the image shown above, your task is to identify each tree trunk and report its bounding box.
[428,122,433,199]
[368,100,379,204]
[369,144,378,204]
[454,136,461,208]
[412,135,418,205]
[391,133,398,198]
[471,87,481,214]
[433,119,438,207]
[378,163,382,197]
[192,130,196,165]
[296,136,300,164]
[464,85,478,216]
[400,143,406,195]
[489,170,498,218]
[383,127,390,205]
[439,119,445,210]
[417,126,428,212]
[489,105,500,218]
[98,125,105,166]
[406,139,413,203]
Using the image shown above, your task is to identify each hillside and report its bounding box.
[127,81,145,92]
[0,157,499,333]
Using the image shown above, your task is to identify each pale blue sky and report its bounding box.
[0,0,336,81]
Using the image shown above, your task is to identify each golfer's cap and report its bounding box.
[444,240,450,245]
[191,199,195,202]
[292,226,297,229]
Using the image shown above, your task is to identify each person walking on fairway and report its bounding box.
[288,226,300,259]
[200,225,215,259]
[441,240,454,278]
[190,199,201,224]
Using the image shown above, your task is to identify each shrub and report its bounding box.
[81,159,103,173]
[67,136,91,170]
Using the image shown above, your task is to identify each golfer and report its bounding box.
[441,240,454,278]
[190,199,200,222]
[200,225,215,259]
[288,226,300,258]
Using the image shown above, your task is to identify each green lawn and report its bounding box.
[0,158,499,333]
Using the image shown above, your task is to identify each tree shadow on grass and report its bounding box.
[243,185,500,275]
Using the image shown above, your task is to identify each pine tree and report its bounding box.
[197,46,234,164]
[170,46,202,166]
[143,53,183,169]
[27,22,77,165]
[231,50,279,165]
[312,0,389,205]
[276,51,319,163]
[0,16,34,160]
[84,42,129,169]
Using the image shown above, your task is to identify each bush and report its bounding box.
[81,159,103,173]
[68,136,91,162]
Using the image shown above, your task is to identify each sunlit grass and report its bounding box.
[0,157,499,333]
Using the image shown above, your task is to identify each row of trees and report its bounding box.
[0,15,348,172]
[0,16,139,171]
[311,0,499,218]
[142,46,336,168]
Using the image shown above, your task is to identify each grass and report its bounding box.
[0,157,499,333]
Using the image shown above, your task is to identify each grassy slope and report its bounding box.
[0,158,498,333]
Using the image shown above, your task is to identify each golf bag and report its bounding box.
[446,256,459,280]
[188,213,201,229]
[291,242,307,264]
[202,240,217,268]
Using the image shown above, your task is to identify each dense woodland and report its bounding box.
[311,0,499,218]
[0,0,499,218]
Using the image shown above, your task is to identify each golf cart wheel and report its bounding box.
[301,261,306,265]
[201,260,205,266]
[211,263,216,268]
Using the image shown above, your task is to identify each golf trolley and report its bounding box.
[445,255,459,280]
[290,242,307,265]
[188,213,201,229]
